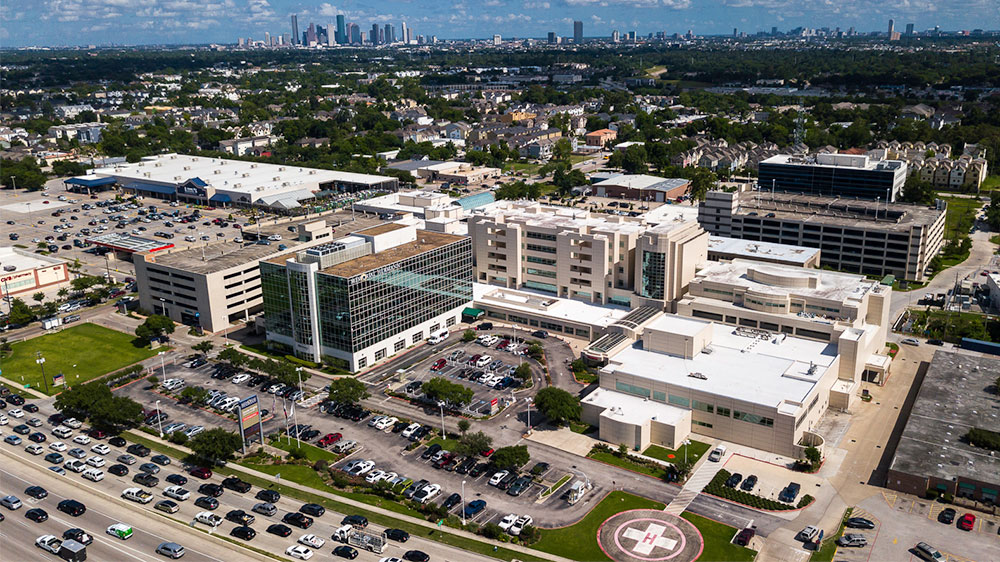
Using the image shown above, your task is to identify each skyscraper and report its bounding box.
[547,31,556,44]
[401,22,408,44]
[905,23,914,35]
[611,30,619,43]
[326,24,335,46]
[887,19,894,36]
[350,24,361,44]
[290,15,299,45]
[336,15,346,44]
[371,24,380,45]
[385,24,394,44]
[573,20,583,44]
[306,23,317,45]
[493,34,501,46]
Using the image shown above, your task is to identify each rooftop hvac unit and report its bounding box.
[250,164,257,168]
[214,170,221,174]
[144,172,151,177]
[242,173,250,177]
[279,167,286,171]
[155,162,162,167]
[170,155,177,159]
[688,372,708,380]
[174,176,181,180]
[273,176,280,181]
[309,170,316,175]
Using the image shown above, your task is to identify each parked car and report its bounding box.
[958,513,976,531]
[837,533,868,547]
[938,508,957,524]
[740,474,758,491]
[846,517,876,529]
[734,528,755,546]
[779,482,801,503]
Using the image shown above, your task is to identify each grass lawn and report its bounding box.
[425,435,460,451]
[4,323,158,394]
[268,436,341,463]
[569,155,592,165]
[505,162,542,175]
[534,491,665,561]
[569,420,598,434]
[941,196,981,239]
[991,235,1000,246]
[811,508,853,561]
[982,175,1000,192]
[643,440,711,465]
[587,449,668,479]
[681,512,757,562]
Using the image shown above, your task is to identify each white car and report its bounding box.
[91,443,111,455]
[8,409,24,418]
[25,444,44,455]
[0,415,8,425]
[365,469,386,484]
[401,423,420,438]
[298,534,325,549]
[510,514,533,536]
[285,545,313,560]
[414,483,441,504]
[350,460,375,476]
[86,455,106,468]
[376,416,398,431]
[49,441,68,452]
[231,374,250,385]
[163,486,190,501]
[367,415,386,428]
[63,418,82,429]
[65,459,87,473]
[489,470,509,486]
[498,513,518,532]
[72,434,91,445]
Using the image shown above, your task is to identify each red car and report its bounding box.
[481,448,494,457]
[496,341,509,351]
[958,513,975,531]
[430,359,447,371]
[190,467,213,479]
[318,433,342,447]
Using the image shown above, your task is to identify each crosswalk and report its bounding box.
[664,456,725,515]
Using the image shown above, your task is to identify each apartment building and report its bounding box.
[758,153,907,201]
[469,201,708,311]
[260,224,472,370]
[698,186,946,282]
[133,219,337,333]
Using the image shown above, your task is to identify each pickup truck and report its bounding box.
[121,487,153,504]
[195,511,223,527]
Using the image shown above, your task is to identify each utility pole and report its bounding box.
[35,352,49,394]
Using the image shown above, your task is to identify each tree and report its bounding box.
[457,419,471,435]
[462,329,476,342]
[491,445,530,470]
[804,446,822,469]
[32,292,45,303]
[456,430,493,456]
[6,298,35,325]
[687,167,717,201]
[54,382,143,431]
[421,377,474,408]
[57,288,69,299]
[533,387,581,426]
[552,138,572,161]
[900,175,936,205]
[188,427,243,464]
[180,386,210,404]
[135,314,175,342]
[327,377,370,405]
[985,191,1000,231]
[514,363,532,381]
[192,341,214,354]
[218,347,248,368]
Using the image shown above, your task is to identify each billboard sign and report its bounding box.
[490,397,499,415]
[237,395,263,451]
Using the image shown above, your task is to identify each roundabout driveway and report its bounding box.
[598,509,704,562]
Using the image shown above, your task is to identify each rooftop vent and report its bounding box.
[688,372,707,380]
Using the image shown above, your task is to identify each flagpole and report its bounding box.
[292,400,300,448]
[282,396,290,445]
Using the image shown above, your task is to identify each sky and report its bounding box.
[2,0,999,47]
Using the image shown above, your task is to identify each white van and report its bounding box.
[52,426,73,439]
[476,355,493,368]
[82,468,105,482]
[427,330,450,345]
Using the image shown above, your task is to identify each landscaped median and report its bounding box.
[586,443,678,481]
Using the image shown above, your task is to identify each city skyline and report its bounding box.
[3,0,999,47]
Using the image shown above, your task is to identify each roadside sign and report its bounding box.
[490,397,499,415]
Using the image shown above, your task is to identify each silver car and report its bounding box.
[156,542,186,559]
[252,502,277,516]
[1,495,23,509]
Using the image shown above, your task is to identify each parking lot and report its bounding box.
[722,454,825,505]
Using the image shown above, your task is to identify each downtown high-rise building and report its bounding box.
[492,34,501,46]
[306,22,317,45]
[336,15,346,44]
[371,23,380,45]
[350,23,361,44]
[905,23,914,35]
[385,24,394,44]
[401,21,408,44]
[887,19,894,35]
[290,15,299,45]
[573,20,583,44]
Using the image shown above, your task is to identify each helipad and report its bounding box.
[597,509,704,562]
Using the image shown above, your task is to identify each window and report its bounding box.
[524,280,558,294]
[412,332,423,344]
[609,296,631,307]
[653,391,666,402]
[526,243,557,254]
[615,381,650,398]
[734,411,774,427]
[429,323,440,333]
[668,395,690,408]
[526,256,557,266]
[375,348,386,361]
[526,231,557,241]
[526,267,557,278]
[692,310,724,321]
[446,316,456,326]
[640,251,665,299]
[738,318,758,327]
[394,340,406,352]
[693,420,713,429]
[357,356,367,369]
[704,288,734,297]
[716,407,731,417]
[796,328,831,341]
[760,322,779,331]
[693,400,714,414]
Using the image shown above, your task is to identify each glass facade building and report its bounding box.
[261,229,472,370]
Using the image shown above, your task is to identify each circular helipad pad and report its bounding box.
[597,509,704,562]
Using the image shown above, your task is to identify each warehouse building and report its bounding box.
[698,185,946,282]
[260,223,473,370]
[90,153,397,211]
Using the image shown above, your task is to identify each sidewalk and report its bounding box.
[664,446,724,515]
[131,431,575,562]
[0,374,48,399]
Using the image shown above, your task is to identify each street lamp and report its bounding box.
[159,298,167,316]
[156,399,164,438]
[438,401,447,439]
[525,397,533,432]
[158,351,166,378]
[681,439,692,465]
[35,351,49,394]
[461,480,467,526]
[222,314,229,345]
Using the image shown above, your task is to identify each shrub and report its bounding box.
[925,489,940,500]
[518,524,541,544]
[965,427,1000,451]
[480,522,504,540]
[147,376,159,385]
[313,459,329,472]
[797,494,815,508]
[704,469,797,511]
[287,446,308,460]
[169,431,188,445]
[943,493,954,503]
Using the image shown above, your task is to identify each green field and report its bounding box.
[534,491,665,561]
[268,436,341,462]
[569,154,592,165]
[981,175,1000,192]
[941,196,981,239]
[2,323,158,394]
[681,512,757,562]
[643,440,711,465]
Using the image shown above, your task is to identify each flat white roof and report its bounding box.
[695,258,881,303]
[584,387,690,426]
[473,283,628,328]
[708,236,819,265]
[604,324,837,409]
[0,246,66,272]
[473,201,649,235]
[593,174,688,191]
[639,203,700,225]
[646,314,710,337]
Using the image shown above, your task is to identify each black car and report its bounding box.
[108,464,129,476]
[226,509,255,526]
[939,508,957,524]
[403,550,430,562]
[166,474,188,486]
[456,457,477,474]
[477,322,493,330]
[199,483,223,497]
[342,514,368,528]
[725,473,743,488]
[23,404,38,413]
[469,462,489,477]
[928,339,945,346]
[530,462,550,475]
[300,503,325,517]
[7,394,25,406]
[740,475,758,491]
[266,523,292,537]
[256,489,280,503]
[28,432,46,443]
[133,473,159,487]
[531,330,548,338]
[194,496,219,510]
[63,528,94,545]
[333,546,359,559]
[846,517,876,529]
[109,436,127,447]
[25,508,49,522]
[58,499,86,516]
[230,526,256,541]
[300,429,321,440]
[48,413,66,425]
[421,444,442,460]
[778,482,801,503]
[126,443,150,457]
[282,512,313,529]
[386,528,410,543]
[442,493,462,510]
[151,454,171,466]
[25,486,48,499]
[222,476,252,493]
[13,424,30,435]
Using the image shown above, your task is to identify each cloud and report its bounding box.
[524,0,550,7]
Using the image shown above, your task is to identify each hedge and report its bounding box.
[703,469,799,511]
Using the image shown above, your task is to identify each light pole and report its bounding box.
[461,480,467,526]
[103,253,112,284]
[294,367,303,447]
[438,401,446,439]
[681,439,691,465]
[159,298,167,316]
[156,399,164,438]
[525,397,532,432]
[35,352,49,394]
[158,351,166,378]
[222,314,229,345]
